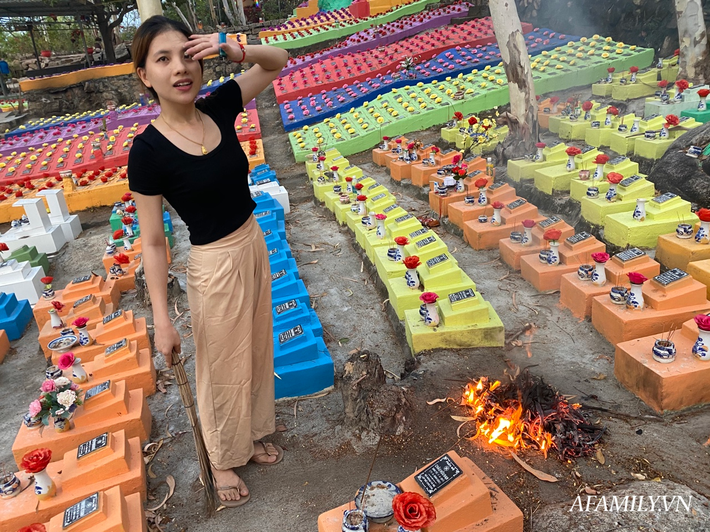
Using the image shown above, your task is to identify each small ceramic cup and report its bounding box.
[0,472,21,500]
[333,185,342,194]
[45,365,63,380]
[464,195,476,205]
[339,194,350,204]
[23,412,42,430]
[509,231,523,244]
[644,131,656,139]
[676,223,694,239]
[586,186,599,198]
[577,264,594,281]
[478,215,488,223]
[578,169,591,181]
[652,339,676,364]
[538,250,552,264]
[386,248,398,261]
[687,145,702,158]
[609,286,629,305]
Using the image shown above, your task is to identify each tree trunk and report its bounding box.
[172,2,194,32]
[675,0,709,84]
[233,0,247,26]
[488,0,538,161]
[221,0,237,26]
[96,9,117,63]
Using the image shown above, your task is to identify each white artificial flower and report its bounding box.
[54,377,70,387]
[57,390,77,409]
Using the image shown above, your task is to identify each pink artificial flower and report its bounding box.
[28,399,42,418]
[419,292,439,304]
[40,379,57,392]
[57,352,76,370]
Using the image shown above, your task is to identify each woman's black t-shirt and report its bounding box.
[127,79,255,246]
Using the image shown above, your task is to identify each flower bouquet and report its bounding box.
[30,376,83,432]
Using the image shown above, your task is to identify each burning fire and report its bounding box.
[461,375,593,460]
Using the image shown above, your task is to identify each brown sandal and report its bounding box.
[250,441,284,466]
[215,476,250,508]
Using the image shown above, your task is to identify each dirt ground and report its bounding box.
[1,84,709,532]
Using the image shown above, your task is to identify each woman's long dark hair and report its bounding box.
[132,16,204,101]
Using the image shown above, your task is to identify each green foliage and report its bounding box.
[318,0,352,12]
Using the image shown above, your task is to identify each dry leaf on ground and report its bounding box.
[510,452,559,482]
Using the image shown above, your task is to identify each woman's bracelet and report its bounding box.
[234,42,246,63]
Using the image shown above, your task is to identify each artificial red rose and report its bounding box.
[565,147,582,157]
[57,352,76,370]
[696,208,710,222]
[419,292,439,304]
[591,252,610,263]
[345,176,353,182]
[665,114,680,127]
[392,492,436,530]
[121,216,134,226]
[606,106,619,116]
[382,136,390,141]
[125,205,136,214]
[492,201,505,209]
[452,154,462,164]
[396,138,403,144]
[694,314,710,332]
[403,256,421,269]
[675,79,689,92]
[475,178,488,188]
[454,112,463,120]
[17,524,46,532]
[593,154,610,165]
[431,146,440,153]
[522,219,536,228]
[0,242,8,252]
[582,101,593,111]
[407,143,415,150]
[79,179,89,187]
[658,80,669,88]
[549,96,560,104]
[468,116,477,126]
[356,195,367,201]
[606,172,623,184]
[121,193,132,202]
[355,183,364,190]
[113,229,124,240]
[543,228,562,241]
[394,236,409,245]
[607,67,615,73]
[698,89,710,98]
[629,66,639,73]
[72,316,90,327]
[331,166,339,172]
[627,272,648,284]
[536,142,546,148]
[114,253,130,264]
[20,448,52,473]
[40,276,53,285]
[15,190,22,198]
[51,300,64,311]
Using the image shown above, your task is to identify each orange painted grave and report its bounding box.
[43,485,147,532]
[411,150,463,188]
[101,238,170,273]
[447,183,518,229]
[34,274,121,329]
[615,318,710,412]
[591,268,710,345]
[389,147,431,182]
[39,295,111,358]
[0,329,10,364]
[499,216,575,271]
[655,225,710,271]
[82,339,156,396]
[559,248,661,319]
[12,380,151,467]
[317,451,522,532]
[519,232,606,292]
[3,430,145,531]
[463,198,541,250]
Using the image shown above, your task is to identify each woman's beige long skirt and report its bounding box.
[186,215,275,470]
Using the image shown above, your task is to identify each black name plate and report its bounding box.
[507,199,527,210]
[371,192,387,202]
[271,269,287,281]
[538,216,561,228]
[396,214,414,223]
[566,232,592,244]
[105,338,127,356]
[63,493,100,528]
[448,288,476,304]
[263,229,272,237]
[619,174,642,188]
[77,433,109,459]
[254,210,270,218]
[275,299,298,315]
[414,454,463,497]
[269,248,279,256]
[367,183,380,191]
[615,248,645,263]
[653,268,688,286]
[426,254,449,268]
[72,274,92,285]
[251,190,263,198]
[416,236,437,248]
[487,182,505,191]
[409,227,429,238]
[73,295,92,308]
[609,156,628,166]
[278,325,304,345]
[384,204,399,213]
[581,145,596,154]
[85,380,110,400]
[103,309,123,325]
[469,170,482,177]
[652,192,677,204]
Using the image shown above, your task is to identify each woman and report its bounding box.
[128,16,289,507]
